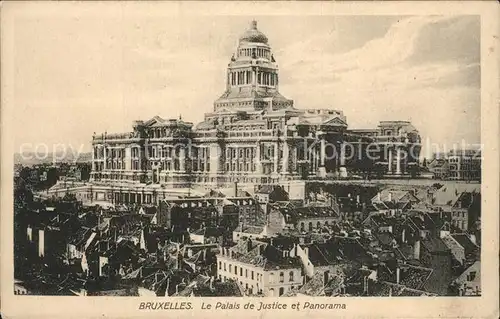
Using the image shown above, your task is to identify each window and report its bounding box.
[269,272,274,283]
[240,268,243,276]
[224,263,226,271]
[235,266,238,275]
[251,271,254,280]
[289,271,294,282]
[229,264,232,272]
[219,261,222,270]
[279,272,284,283]
[245,269,248,278]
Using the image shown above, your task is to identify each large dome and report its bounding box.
[239,20,268,44]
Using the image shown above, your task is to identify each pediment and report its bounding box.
[323,116,348,127]
[144,116,165,127]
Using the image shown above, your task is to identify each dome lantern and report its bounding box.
[239,20,268,44]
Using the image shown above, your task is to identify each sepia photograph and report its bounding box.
[1,1,498,318]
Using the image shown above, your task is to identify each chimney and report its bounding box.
[38,229,45,257]
[413,240,420,260]
[165,277,170,296]
[27,225,33,242]
[356,195,360,204]
[388,192,392,202]
[323,270,330,286]
[401,229,406,243]
[396,266,400,284]
[210,276,214,290]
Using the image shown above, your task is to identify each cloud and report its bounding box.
[276,15,480,155]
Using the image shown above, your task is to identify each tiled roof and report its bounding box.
[227,239,302,270]
[372,281,436,296]
[298,271,325,296]
[378,264,433,291]
[256,185,275,194]
[433,184,480,207]
[277,205,339,225]
[453,261,480,286]
[234,225,265,234]
[193,279,243,297]
[176,274,210,296]
[451,234,478,254]
[216,89,291,102]
[371,189,416,203]
[422,237,449,253]
[192,227,224,237]
[68,227,92,247]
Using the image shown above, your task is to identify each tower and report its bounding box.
[213,20,293,114]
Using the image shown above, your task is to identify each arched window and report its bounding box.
[308,222,313,231]
[300,222,305,231]
[289,271,294,282]
[279,272,284,283]
[317,221,321,229]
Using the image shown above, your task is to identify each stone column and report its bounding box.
[320,137,326,167]
[255,143,262,174]
[210,144,219,174]
[103,144,107,171]
[311,146,316,174]
[205,147,210,173]
[282,141,289,174]
[387,148,393,174]
[179,146,185,172]
[340,142,346,166]
[273,143,279,174]
[235,146,239,172]
[339,141,348,178]
[318,133,326,178]
[396,148,402,175]
[125,147,131,171]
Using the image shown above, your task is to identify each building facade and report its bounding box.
[428,150,481,181]
[90,21,421,192]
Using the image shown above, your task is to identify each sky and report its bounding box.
[11,14,480,157]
